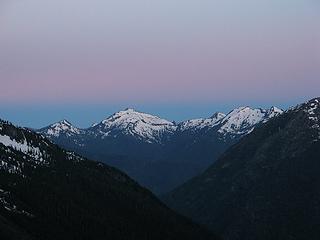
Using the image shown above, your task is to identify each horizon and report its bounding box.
[0,95,316,128]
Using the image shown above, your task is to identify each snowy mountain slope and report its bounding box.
[177,106,283,140]
[178,113,226,132]
[91,108,177,143]
[217,106,283,137]
[0,120,53,174]
[0,120,87,176]
[0,119,84,220]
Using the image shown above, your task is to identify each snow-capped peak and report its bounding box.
[37,105,284,144]
[39,119,81,137]
[179,112,226,131]
[93,108,177,143]
[100,108,175,127]
[218,106,283,136]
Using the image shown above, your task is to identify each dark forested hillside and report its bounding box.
[164,98,320,240]
[0,120,216,240]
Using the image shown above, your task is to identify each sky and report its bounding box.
[0,0,319,127]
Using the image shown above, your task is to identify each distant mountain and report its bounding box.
[164,98,320,240]
[178,106,282,137]
[40,119,83,137]
[0,120,217,240]
[38,106,283,194]
[178,112,226,132]
[92,108,177,143]
[40,108,176,144]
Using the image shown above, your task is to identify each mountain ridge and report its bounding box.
[39,106,283,143]
[38,105,283,194]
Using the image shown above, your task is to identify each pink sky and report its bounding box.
[0,0,319,104]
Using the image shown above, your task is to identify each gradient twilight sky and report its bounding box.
[0,0,319,127]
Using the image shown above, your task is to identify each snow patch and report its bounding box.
[0,160,22,174]
[0,135,43,160]
[305,99,320,140]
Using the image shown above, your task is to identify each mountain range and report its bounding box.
[164,97,320,240]
[0,119,217,240]
[38,106,283,194]
[1,97,319,240]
